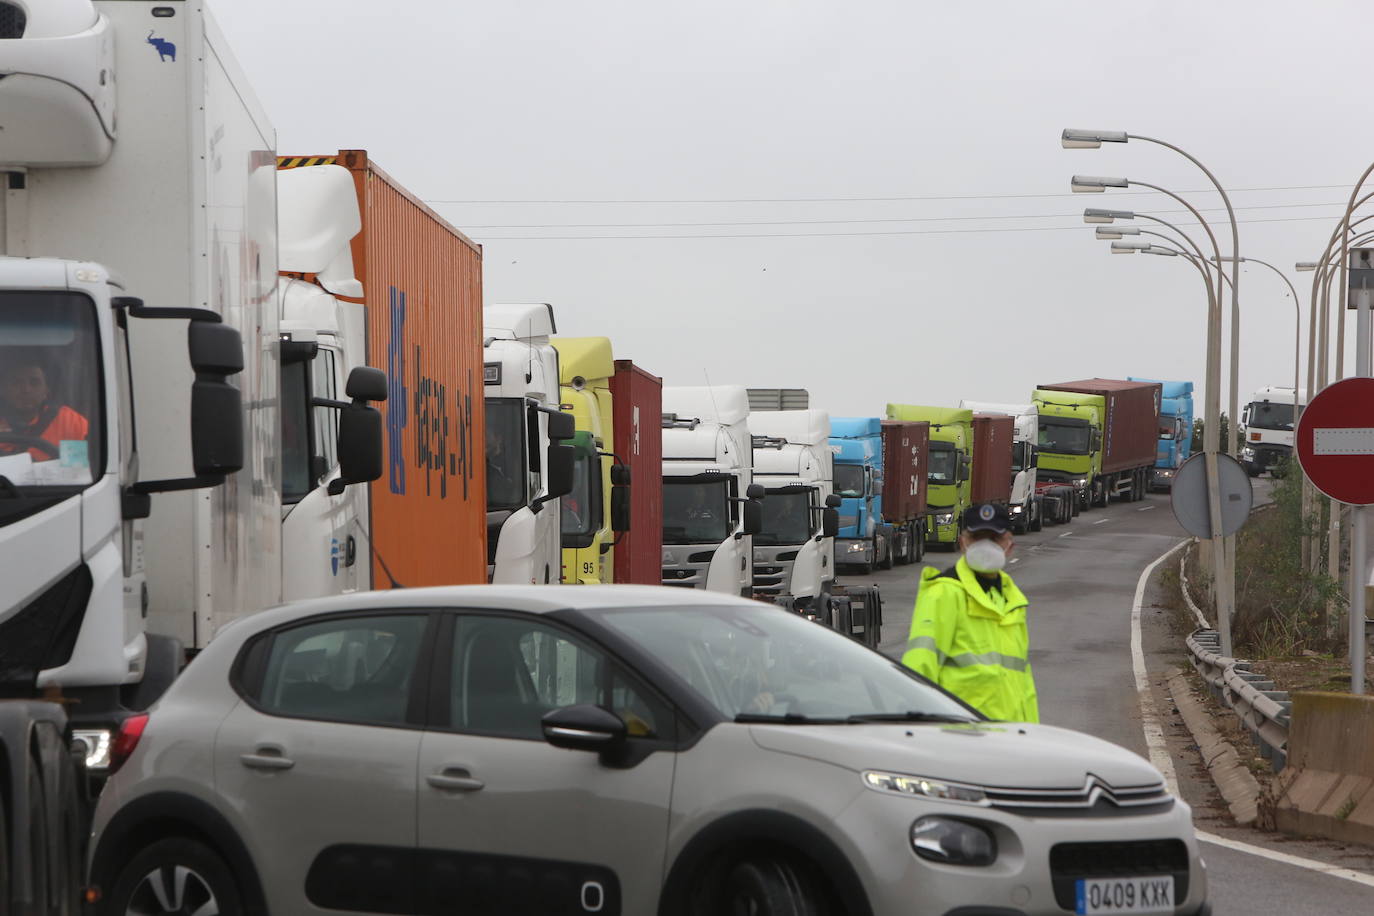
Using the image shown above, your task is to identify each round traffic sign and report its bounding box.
[1296,377,1374,505]
[1171,452,1253,538]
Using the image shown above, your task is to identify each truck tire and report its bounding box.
[27,761,51,915]
[879,535,894,571]
[1030,498,1044,532]
[104,837,243,916]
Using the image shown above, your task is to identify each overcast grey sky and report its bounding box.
[217,0,1370,417]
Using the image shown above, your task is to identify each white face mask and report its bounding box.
[964,538,1007,574]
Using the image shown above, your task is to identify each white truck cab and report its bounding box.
[482,303,575,584]
[1239,386,1304,477]
[749,409,840,611]
[660,386,762,595]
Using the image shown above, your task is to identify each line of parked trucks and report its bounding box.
[0,1,1283,907]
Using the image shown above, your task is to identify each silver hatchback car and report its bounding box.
[88,585,1209,916]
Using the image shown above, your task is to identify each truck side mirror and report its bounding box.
[821,506,839,538]
[746,483,766,500]
[188,322,245,479]
[548,411,576,441]
[610,465,631,486]
[825,493,841,508]
[545,444,576,499]
[611,484,631,532]
[329,367,388,495]
[742,498,763,536]
[958,455,971,483]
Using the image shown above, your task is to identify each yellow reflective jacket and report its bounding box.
[901,558,1039,722]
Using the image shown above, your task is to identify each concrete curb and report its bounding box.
[1166,667,1261,826]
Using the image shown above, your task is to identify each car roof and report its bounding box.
[221,585,764,637]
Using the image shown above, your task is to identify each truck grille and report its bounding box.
[0,3,24,39]
[983,774,1171,815]
[1049,839,1190,910]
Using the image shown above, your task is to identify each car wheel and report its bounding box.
[721,857,826,916]
[106,838,242,916]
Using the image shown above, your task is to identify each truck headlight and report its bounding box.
[1009,505,1023,515]
[910,816,998,866]
[863,770,986,804]
[1072,477,1088,488]
[846,542,868,553]
[1242,446,1255,459]
[72,728,113,770]
[935,512,955,525]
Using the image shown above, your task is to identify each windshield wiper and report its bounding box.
[845,712,979,724]
[734,712,843,724]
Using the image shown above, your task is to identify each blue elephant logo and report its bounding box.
[147,31,176,62]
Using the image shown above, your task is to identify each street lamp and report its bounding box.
[1212,255,1303,439]
[1083,208,1136,224]
[1071,175,1130,192]
[1095,226,1141,240]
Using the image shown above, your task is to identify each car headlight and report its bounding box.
[935,512,955,525]
[910,816,998,866]
[863,770,986,804]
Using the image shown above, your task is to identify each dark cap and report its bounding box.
[962,502,1011,534]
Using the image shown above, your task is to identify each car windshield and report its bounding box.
[598,604,976,721]
[1247,401,1297,432]
[485,398,527,511]
[928,446,956,483]
[0,292,103,497]
[756,488,812,546]
[1039,420,1090,455]
[833,463,864,498]
[663,478,732,544]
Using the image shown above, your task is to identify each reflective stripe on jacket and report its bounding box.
[901,557,1039,722]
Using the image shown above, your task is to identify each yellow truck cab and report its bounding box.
[1031,390,1102,510]
[551,337,617,583]
[886,405,972,548]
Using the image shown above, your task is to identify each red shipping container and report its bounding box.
[1038,379,1162,474]
[281,150,487,587]
[880,420,929,523]
[610,359,663,584]
[971,414,1015,504]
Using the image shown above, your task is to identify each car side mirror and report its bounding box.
[825,493,841,508]
[821,506,839,538]
[742,498,763,536]
[746,483,765,500]
[542,704,626,753]
[611,482,631,532]
[188,321,245,479]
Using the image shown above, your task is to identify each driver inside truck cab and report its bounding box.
[0,357,89,462]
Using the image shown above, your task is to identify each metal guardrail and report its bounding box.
[1186,628,1291,772]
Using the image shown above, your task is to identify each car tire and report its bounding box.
[104,837,242,916]
[720,857,827,916]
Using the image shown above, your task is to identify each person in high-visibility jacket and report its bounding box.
[902,502,1038,722]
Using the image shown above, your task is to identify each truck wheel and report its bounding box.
[879,536,894,571]
[27,761,51,914]
[105,838,242,916]
[713,857,828,916]
[1030,501,1044,532]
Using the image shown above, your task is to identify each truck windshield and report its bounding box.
[928,445,956,483]
[756,488,813,546]
[561,450,601,544]
[0,292,102,496]
[485,398,528,511]
[833,464,864,498]
[1247,401,1297,432]
[594,604,977,722]
[1039,420,1090,455]
[663,478,732,545]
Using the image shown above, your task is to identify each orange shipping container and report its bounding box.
[281,150,487,586]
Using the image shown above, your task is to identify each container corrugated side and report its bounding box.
[881,420,928,522]
[1039,379,1161,474]
[340,150,487,586]
[971,414,1014,503]
[610,360,663,584]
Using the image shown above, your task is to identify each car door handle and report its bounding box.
[426,767,484,792]
[240,747,295,771]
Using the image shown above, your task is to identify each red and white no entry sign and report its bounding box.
[1296,377,1374,505]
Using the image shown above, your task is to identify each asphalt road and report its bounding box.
[848,486,1374,914]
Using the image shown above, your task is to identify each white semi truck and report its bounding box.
[749,409,840,609]
[1239,385,1305,477]
[0,0,388,903]
[960,400,1044,534]
[660,386,763,594]
[482,303,575,584]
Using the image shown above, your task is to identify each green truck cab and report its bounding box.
[886,404,972,548]
[1032,389,1102,510]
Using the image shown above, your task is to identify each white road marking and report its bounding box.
[1058,532,1073,539]
[1133,541,1374,887]
[1138,505,1157,512]
[1009,557,1020,564]
[1094,518,1112,525]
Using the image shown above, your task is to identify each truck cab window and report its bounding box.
[0,291,102,494]
[312,349,339,472]
[756,489,813,546]
[1246,401,1295,432]
[833,464,864,498]
[560,448,602,545]
[927,446,956,483]
[485,398,528,511]
[663,478,732,545]
[1039,420,1090,455]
